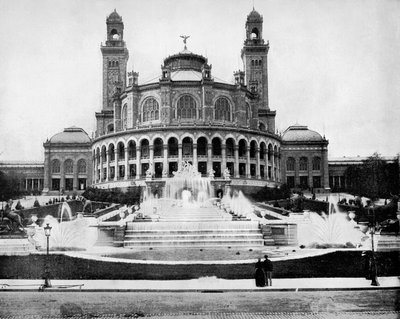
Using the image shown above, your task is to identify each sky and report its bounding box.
[0,0,399,162]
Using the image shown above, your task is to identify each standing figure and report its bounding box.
[254,258,266,287]
[263,254,273,286]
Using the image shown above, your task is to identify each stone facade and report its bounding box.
[91,9,282,194]
[42,127,92,195]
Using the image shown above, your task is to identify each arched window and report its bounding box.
[78,159,86,174]
[212,138,222,156]
[250,141,257,158]
[312,157,321,171]
[197,137,207,156]
[154,138,163,157]
[122,104,128,129]
[64,159,73,174]
[226,138,235,157]
[142,98,159,122]
[214,97,231,121]
[177,95,196,119]
[299,157,308,171]
[51,159,60,174]
[286,158,295,171]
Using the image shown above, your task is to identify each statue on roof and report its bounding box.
[180,35,190,50]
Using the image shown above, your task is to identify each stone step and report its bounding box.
[123,238,265,247]
[126,220,260,231]
[124,234,263,240]
[125,229,262,235]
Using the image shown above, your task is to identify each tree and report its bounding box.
[344,152,399,200]
[0,170,22,203]
[33,199,40,208]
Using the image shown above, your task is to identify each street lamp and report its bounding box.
[369,208,379,286]
[43,223,52,288]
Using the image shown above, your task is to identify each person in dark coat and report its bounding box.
[263,255,273,286]
[254,258,266,287]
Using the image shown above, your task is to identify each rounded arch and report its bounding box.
[108,143,115,161]
[299,157,308,171]
[214,96,231,121]
[196,136,208,156]
[127,140,137,159]
[212,137,222,156]
[101,145,107,161]
[286,157,295,171]
[312,157,321,171]
[51,159,61,174]
[250,140,258,159]
[64,159,74,174]
[225,138,235,157]
[153,137,164,157]
[142,97,160,122]
[77,159,87,174]
[259,122,266,131]
[238,139,247,157]
[107,123,114,133]
[182,136,193,156]
[117,141,125,159]
[168,137,179,156]
[259,141,266,160]
[176,94,197,119]
[251,27,259,39]
[179,133,195,144]
[140,138,150,158]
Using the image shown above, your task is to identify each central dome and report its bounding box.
[163,50,207,72]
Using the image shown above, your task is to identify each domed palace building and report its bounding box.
[92,9,288,194]
[42,127,92,194]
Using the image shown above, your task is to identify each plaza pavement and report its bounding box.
[1,276,399,291]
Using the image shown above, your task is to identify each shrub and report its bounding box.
[33,199,40,208]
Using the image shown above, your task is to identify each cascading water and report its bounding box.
[164,161,212,206]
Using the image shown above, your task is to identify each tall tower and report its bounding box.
[101,10,129,110]
[241,9,269,109]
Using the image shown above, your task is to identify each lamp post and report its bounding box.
[43,223,52,288]
[369,208,379,286]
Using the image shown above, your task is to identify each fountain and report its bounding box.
[30,202,98,250]
[296,195,364,248]
[122,162,264,248]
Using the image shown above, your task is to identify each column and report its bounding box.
[106,150,110,182]
[178,143,183,169]
[246,146,251,178]
[43,151,50,192]
[308,156,313,189]
[99,152,103,182]
[73,162,78,191]
[322,148,330,189]
[264,150,268,180]
[234,145,239,178]
[271,151,275,181]
[60,162,65,192]
[93,154,97,183]
[207,143,212,174]
[193,144,198,172]
[294,158,299,187]
[114,148,118,181]
[163,144,168,177]
[136,148,141,179]
[221,144,227,174]
[124,148,129,180]
[149,145,154,175]
[256,147,260,179]
[25,179,28,191]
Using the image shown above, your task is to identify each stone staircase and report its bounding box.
[0,237,35,255]
[123,206,265,248]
